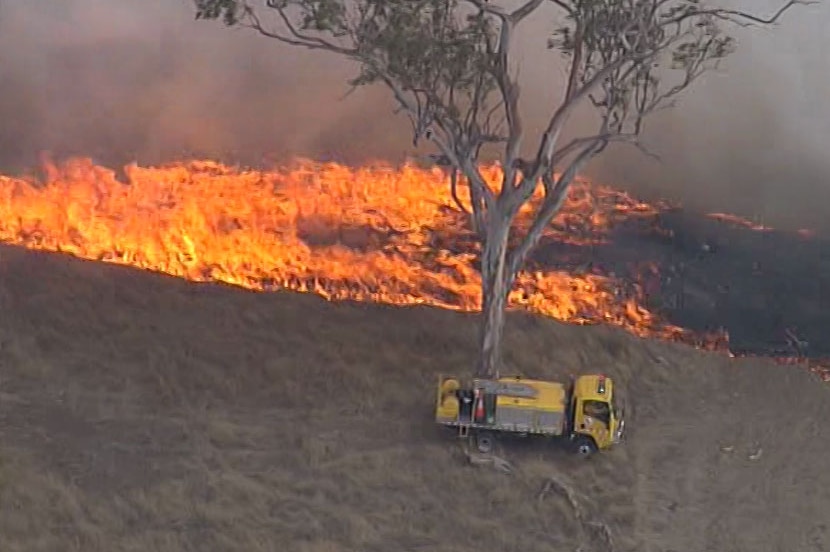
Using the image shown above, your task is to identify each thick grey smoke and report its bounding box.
[0,0,415,169]
[0,0,827,230]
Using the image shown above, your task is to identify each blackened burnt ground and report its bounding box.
[532,206,830,359]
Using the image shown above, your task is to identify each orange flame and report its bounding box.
[0,157,698,339]
[1,156,826,383]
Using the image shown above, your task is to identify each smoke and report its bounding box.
[1,0,828,230]
[587,1,830,232]
[0,0,413,170]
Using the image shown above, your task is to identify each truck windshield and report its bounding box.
[583,400,610,425]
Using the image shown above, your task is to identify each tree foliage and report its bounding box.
[195,0,811,376]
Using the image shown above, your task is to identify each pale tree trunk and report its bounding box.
[477,213,513,379]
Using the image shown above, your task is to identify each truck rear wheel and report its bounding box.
[475,431,495,454]
[573,436,598,458]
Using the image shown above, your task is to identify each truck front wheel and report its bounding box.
[475,431,495,454]
[573,435,598,458]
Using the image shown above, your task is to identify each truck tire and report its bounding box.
[573,435,598,458]
[475,431,495,454]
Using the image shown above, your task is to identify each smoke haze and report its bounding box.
[0,0,828,230]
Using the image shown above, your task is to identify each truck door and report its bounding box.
[581,400,611,446]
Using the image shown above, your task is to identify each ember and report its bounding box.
[706,212,774,231]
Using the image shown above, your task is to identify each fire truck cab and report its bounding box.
[435,373,625,457]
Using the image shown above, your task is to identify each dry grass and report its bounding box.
[1,243,829,552]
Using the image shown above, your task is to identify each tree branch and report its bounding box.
[374,69,497,232]
[551,132,644,165]
[509,0,545,23]
[691,0,814,27]
[460,0,509,19]
[461,0,547,196]
[505,49,652,213]
[507,139,604,275]
[240,1,356,54]
[449,168,470,215]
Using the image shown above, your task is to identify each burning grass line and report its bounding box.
[0,156,825,381]
[0,157,686,342]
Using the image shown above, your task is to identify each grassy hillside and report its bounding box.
[0,243,828,552]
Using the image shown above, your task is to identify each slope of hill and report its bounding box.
[1,242,828,552]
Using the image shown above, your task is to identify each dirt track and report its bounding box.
[1,243,828,552]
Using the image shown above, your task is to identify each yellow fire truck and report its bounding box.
[435,373,625,457]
